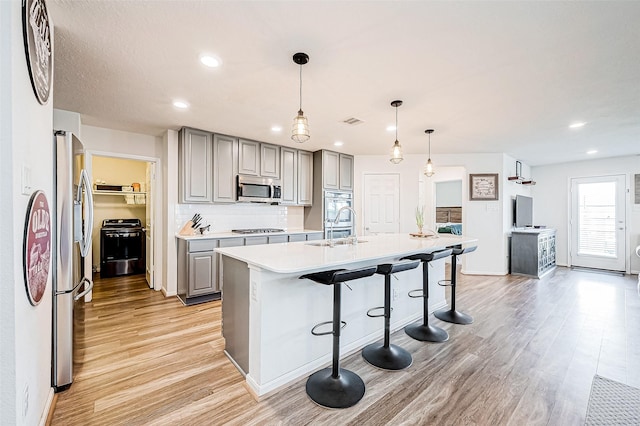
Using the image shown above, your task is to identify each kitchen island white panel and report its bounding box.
[217,233,477,397]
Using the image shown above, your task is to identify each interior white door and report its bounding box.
[145,162,154,288]
[363,174,400,235]
[570,175,626,271]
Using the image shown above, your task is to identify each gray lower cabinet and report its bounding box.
[177,238,220,305]
[306,232,323,241]
[288,233,306,242]
[511,229,556,278]
[178,232,324,305]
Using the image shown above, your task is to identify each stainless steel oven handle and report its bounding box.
[74,277,94,301]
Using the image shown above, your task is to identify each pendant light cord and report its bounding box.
[428,132,431,158]
[395,105,398,141]
[299,65,303,112]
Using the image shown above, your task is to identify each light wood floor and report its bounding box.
[50,267,640,425]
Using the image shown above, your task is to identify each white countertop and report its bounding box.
[175,228,323,240]
[216,233,478,274]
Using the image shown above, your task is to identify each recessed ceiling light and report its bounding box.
[569,122,586,128]
[173,100,189,109]
[200,54,221,68]
[386,125,396,132]
[271,126,282,132]
[586,150,598,155]
[334,141,344,147]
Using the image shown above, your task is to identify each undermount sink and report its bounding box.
[306,239,368,247]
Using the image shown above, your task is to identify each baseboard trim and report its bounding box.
[41,388,56,426]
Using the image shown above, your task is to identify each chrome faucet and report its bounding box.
[334,206,358,245]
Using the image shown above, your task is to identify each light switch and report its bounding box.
[21,165,32,195]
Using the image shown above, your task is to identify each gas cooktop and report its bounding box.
[231,228,285,234]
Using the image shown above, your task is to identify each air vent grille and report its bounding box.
[342,117,364,125]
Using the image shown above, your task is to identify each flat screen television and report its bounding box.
[514,195,533,228]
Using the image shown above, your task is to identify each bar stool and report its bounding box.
[434,245,477,325]
[362,259,421,370]
[300,265,377,409]
[401,249,453,342]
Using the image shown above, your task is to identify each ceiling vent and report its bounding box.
[342,117,364,125]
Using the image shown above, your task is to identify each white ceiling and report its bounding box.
[48,1,640,166]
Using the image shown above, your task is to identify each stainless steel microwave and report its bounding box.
[237,175,282,203]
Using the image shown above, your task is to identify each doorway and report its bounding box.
[85,151,161,292]
[434,179,463,233]
[570,175,626,272]
[363,174,400,235]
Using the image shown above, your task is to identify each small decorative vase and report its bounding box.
[417,225,423,235]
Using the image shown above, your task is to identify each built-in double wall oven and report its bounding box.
[324,191,353,239]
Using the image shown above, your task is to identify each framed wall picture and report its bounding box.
[469,173,499,201]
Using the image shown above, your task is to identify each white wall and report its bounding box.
[163,130,179,296]
[1,1,55,423]
[533,156,640,273]
[355,153,509,275]
[81,125,163,159]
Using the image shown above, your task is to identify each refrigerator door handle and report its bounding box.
[73,277,94,301]
[76,168,94,257]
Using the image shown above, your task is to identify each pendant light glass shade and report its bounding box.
[390,140,403,164]
[389,100,403,164]
[292,110,310,143]
[423,129,435,177]
[292,53,310,143]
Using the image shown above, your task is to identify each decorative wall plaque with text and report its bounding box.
[23,191,51,306]
[22,0,53,105]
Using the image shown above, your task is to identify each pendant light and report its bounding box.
[291,52,310,143]
[424,129,435,177]
[389,100,403,164]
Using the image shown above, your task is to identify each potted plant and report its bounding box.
[415,206,425,234]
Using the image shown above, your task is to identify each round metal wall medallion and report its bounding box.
[22,0,53,105]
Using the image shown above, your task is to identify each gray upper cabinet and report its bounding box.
[339,154,354,191]
[239,139,280,178]
[298,150,313,205]
[213,134,238,203]
[179,128,213,203]
[321,150,353,191]
[280,147,298,205]
[261,143,280,178]
[238,139,260,176]
[322,150,340,190]
[280,148,313,206]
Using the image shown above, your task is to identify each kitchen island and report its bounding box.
[216,233,477,397]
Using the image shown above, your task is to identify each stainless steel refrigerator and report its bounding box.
[52,130,94,392]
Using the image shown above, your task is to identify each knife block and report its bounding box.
[179,220,196,236]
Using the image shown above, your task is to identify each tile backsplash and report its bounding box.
[175,203,304,233]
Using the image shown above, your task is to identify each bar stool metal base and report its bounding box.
[434,309,473,325]
[362,342,413,370]
[306,368,365,409]
[404,322,449,342]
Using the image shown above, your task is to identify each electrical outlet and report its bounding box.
[23,384,29,418]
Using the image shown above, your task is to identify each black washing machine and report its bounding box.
[100,219,145,278]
